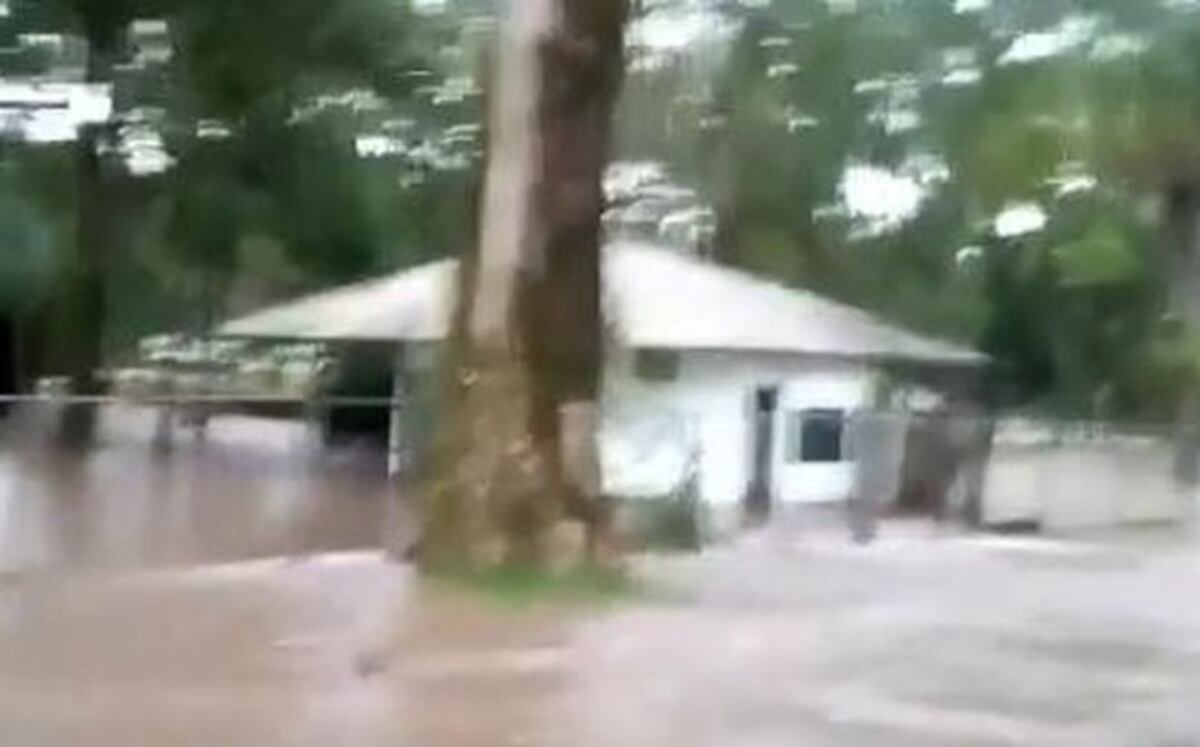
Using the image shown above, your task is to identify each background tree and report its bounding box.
[0,0,150,445]
[0,0,445,418]
[622,0,1195,426]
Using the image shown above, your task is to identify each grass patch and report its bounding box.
[429,564,636,608]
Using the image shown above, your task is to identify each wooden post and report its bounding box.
[387,346,406,481]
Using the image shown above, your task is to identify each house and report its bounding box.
[219,240,985,531]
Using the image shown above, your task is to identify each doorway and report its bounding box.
[744,385,779,522]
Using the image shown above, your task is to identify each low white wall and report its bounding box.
[982,423,1193,532]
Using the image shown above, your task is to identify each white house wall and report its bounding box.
[775,367,873,504]
[600,349,875,507]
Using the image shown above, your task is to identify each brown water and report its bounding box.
[4,405,1200,745]
[6,533,1200,746]
[0,404,388,572]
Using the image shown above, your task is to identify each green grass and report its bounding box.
[429,564,636,608]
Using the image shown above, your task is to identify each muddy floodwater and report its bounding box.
[3,405,1200,745]
[0,405,388,572]
[6,534,1200,746]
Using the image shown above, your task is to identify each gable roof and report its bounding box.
[219,241,984,366]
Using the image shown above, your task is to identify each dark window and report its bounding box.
[755,387,778,412]
[785,409,845,463]
[634,348,680,382]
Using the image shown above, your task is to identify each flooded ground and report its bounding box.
[0,404,388,572]
[4,527,1200,745]
[2,406,1200,745]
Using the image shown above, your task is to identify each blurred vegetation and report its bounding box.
[621,470,705,553]
[2,0,1200,427]
[0,0,480,382]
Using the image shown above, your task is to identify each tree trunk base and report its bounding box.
[420,363,561,572]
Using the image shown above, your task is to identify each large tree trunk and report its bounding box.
[419,0,627,572]
[57,21,122,450]
[57,121,111,449]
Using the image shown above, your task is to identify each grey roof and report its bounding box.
[219,241,984,366]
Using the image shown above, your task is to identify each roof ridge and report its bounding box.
[219,240,984,364]
[610,241,979,359]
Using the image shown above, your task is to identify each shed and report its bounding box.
[220,240,984,528]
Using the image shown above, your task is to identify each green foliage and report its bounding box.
[0,146,77,328]
[1,0,466,356]
[170,0,416,117]
[0,176,56,313]
[612,0,1200,423]
[1052,219,1142,288]
[3,0,1199,429]
[164,143,243,279]
[976,196,1167,416]
[631,492,703,552]
[621,461,705,553]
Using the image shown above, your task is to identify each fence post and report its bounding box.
[849,409,907,543]
[387,346,406,481]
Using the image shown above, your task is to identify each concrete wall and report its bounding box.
[982,422,1193,532]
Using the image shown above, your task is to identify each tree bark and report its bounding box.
[419,0,628,572]
[57,121,111,449]
[57,18,123,450]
